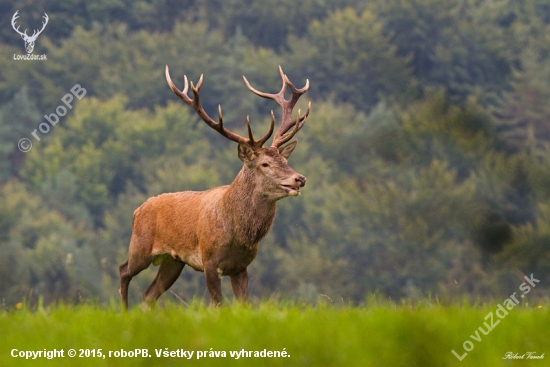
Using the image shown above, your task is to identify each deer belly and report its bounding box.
[152,250,204,271]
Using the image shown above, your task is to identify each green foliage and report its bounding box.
[7,19,287,120]
[276,159,479,301]
[493,42,550,155]
[0,0,194,47]
[397,92,496,174]
[368,0,516,104]
[204,0,360,51]
[495,202,550,284]
[286,8,412,110]
[21,96,217,226]
[0,87,40,182]
[2,0,550,307]
[0,181,96,305]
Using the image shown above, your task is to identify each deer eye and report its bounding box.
[261,163,270,168]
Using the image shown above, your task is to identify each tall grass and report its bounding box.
[0,300,548,366]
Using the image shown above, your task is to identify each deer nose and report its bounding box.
[296,175,306,187]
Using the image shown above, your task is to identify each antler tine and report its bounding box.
[11,11,28,37]
[242,113,274,148]
[32,13,48,38]
[166,65,269,149]
[165,65,192,105]
[242,66,287,105]
[254,110,276,147]
[284,74,309,104]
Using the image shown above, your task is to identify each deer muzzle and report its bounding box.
[280,174,306,196]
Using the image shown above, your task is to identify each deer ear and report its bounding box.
[238,143,258,165]
[278,140,298,159]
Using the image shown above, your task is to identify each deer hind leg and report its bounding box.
[204,262,223,306]
[119,250,153,310]
[142,256,185,307]
[230,269,248,302]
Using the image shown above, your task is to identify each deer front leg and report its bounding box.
[204,263,222,306]
[230,269,248,302]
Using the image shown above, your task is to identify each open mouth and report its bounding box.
[281,185,300,196]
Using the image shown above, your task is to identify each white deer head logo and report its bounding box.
[11,11,49,54]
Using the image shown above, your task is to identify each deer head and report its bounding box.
[11,11,49,54]
[165,65,310,200]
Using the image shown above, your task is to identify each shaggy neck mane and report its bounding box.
[221,166,278,247]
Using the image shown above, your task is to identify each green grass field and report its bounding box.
[1,300,548,367]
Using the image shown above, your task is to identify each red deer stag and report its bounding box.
[119,65,310,308]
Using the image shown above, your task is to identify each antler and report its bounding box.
[243,66,310,148]
[11,11,27,38]
[30,13,49,40]
[165,66,274,150]
[11,11,48,40]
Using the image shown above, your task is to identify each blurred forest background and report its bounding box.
[1,0,550,307]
